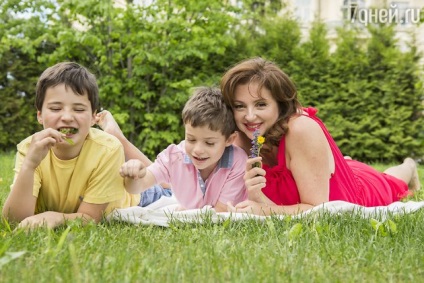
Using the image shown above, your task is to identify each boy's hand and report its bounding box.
[120,159,146,180]
[18,211,65,229]
[25,128,66,169]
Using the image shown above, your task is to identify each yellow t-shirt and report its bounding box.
[12,128,140,215]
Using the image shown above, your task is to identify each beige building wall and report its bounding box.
[285,0,424,56]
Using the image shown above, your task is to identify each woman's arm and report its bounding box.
[228,200,313,216]
[285,116,333,207]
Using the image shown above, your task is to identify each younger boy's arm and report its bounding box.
[216,149,249,211]
[17,202,108,229]
[120,159,157,194]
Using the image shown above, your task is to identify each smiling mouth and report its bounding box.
[193,156,209,161]
[245,124,261,131]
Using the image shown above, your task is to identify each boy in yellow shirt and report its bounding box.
[2,62,139,229]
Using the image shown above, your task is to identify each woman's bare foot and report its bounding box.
[95,110,124,138]
[404,158,421,191]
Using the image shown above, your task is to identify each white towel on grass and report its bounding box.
[107,195,424,227]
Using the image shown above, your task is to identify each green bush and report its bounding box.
[0,0,423,161]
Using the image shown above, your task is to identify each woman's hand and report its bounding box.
[227,200,272,216]
[244,157,267,202]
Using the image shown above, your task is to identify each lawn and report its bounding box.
[1,151,424,282]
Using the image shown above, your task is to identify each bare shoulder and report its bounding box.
[287,115,324,140]
[285,114,334,174]
[285,115,329,159]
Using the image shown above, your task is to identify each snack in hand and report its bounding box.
[59,128,77,145]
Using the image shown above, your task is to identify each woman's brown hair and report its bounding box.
[220,57,302,146]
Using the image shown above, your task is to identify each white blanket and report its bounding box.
[107,195,424,227]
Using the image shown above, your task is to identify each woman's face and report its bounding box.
[232,82,279,140]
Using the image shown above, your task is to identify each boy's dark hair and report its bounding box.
[35,62,99,113]
[182,86,236,138]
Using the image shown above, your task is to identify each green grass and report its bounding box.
[1,152,424,282]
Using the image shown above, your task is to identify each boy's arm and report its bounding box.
[17,202,108,229]
[120,159,157,194]
[216,149,249,210]
[2,129,65,222]
[2,162,38,222]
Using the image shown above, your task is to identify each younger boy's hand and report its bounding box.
[120,159,146,180]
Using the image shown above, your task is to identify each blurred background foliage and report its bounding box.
[0,0,423,162]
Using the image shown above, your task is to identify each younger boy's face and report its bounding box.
[37,84,96,150]
[184,124,235,179]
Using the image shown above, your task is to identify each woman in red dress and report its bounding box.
[221,57,420,215]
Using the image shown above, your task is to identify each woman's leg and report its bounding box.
[383,158,421,191]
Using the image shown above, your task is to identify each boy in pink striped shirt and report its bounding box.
[107,87,247,212]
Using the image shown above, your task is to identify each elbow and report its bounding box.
[1,207,8,220]
[2,206,26,223]
[88,213,102,224]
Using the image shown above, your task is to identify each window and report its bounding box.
[390,1,409,25]
[342,0,365,21]
[295,0,312,22]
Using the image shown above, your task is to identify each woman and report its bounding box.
[221,57,420,215]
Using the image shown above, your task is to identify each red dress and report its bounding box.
[262,107,410,207]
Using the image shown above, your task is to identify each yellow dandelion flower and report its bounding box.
[257,136,265,145]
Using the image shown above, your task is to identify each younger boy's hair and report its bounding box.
[182,87,236,138]
[35,62,99,113]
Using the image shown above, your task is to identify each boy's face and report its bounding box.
[37,84,96,150]
[184,123,235,178]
